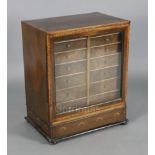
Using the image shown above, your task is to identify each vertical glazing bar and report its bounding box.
[87,36,90,105]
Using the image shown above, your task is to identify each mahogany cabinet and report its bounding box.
[21,12,130,144]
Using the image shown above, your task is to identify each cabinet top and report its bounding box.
[22,12,129,33]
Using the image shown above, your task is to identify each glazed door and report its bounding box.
[53,31,123,114]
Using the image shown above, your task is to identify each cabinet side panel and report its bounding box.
[21,23,49,124]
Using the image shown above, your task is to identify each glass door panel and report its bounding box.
[54,37,88,114]
[54,32,123,114]
[89,32,122,106]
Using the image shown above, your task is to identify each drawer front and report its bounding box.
[54,38,87,53]
[90,32,121,47]
[90,53,121,70]
[56,86,86,103]
[90,66,121,83]
[55,49,87,64]
[56,73,86,90]
[90,78,121,96]
[90,43,121,58]
[55,60,87,77]
[53,108,126,138]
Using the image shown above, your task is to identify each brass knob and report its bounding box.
[66,44,71,48]
[68,107,72,110]
[78,122,85,127]
[60,126,67,131]
[105,38,110,42]
[96,117,103,122]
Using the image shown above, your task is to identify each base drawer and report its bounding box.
[52,108,126,138]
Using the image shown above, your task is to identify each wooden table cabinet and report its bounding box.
[21,12,130,144]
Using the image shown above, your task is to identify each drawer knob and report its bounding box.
[66,44,71,48]
[78,122,85,127]
[68,106,72,110]
[60,126,67,131]
[105,38,110,42]
[115,112,120,117]
[96,117,104,122]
